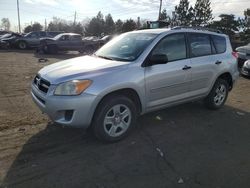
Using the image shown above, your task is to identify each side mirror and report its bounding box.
[149,54,168,65]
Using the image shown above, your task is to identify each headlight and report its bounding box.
[54,80,92,96]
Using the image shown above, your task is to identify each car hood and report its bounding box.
[1,36,16,41]
[39,55,130,84]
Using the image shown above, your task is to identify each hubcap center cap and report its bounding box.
[114,115,121,124]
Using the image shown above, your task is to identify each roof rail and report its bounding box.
[171,26,222,34]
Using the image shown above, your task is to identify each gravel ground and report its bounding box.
[0,50,250,188]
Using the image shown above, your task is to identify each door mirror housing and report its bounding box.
[149,54,168,66]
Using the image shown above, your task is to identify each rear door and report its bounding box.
[188,33,223,96]
[70,35,82,50]
[144,33,192,110]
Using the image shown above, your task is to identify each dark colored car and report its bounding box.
[99,35,114,46]
[39,33,84,53]
[235,43,250,68]
[16,31,63,49]
[0,32,22,49]
[241,60,250,77]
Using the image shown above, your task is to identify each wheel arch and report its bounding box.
[217,72,233,91]
[96,88,142,115]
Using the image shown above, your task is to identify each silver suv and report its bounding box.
[31,27,239,142]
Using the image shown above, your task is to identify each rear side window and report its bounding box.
[71,35,81,40]
[152,33,187,62]
[211,35,226,54]
[188,33,211,57]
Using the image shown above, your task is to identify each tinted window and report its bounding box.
[39,32,45,37]
[60,35,70,41]
[189,33,211,57]
[211,35,226,53]
[71,35,81,40]
[152,33,186,62]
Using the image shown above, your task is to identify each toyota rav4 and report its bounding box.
[31,27,239,142]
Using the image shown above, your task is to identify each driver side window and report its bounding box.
[152,33,187,62]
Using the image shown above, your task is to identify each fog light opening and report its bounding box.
[64,110,74,121]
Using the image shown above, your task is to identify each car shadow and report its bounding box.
[1,102,250,188]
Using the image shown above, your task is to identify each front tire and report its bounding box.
[92,95,137,142]
[205,78,229,110]
[18,41,27,49]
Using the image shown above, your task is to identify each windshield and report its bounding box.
[95,33,157,61]
[54,33,65,40]
[24,32,31,37]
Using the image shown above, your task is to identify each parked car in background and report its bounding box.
[99,35,115,47]
[31,27,239,142]
[236,43,250,68]
[0,32,22,49]
[16,31,63,49]
[241,59,250,77]
[82,36,101,53]
[81,35,115,53]
[39,33,84,54]
[0,30,10,37]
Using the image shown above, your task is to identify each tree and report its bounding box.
[115,19,123,34]
[159,9,170,21]
[122,19,137,32]
[24,22,43,33]
[209,14,239,38]
[193,0,213,26]
[174,0,193,26]
[47,17,70,32]
[1,18,11,31]
[72,22,84,34]
[85,11,105,36]
[24,25,32,33]
[32,22,43,31]
[104,13,115,35]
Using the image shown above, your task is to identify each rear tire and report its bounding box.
[205,78,229,110]
[92,95,137,142]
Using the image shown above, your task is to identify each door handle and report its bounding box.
[215,61,222,65]
[182,65,192,70]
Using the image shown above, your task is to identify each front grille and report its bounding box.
[34,75,50,93]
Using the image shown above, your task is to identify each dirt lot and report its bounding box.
[0,50,250,188]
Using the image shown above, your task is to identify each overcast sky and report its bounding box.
[0,0,249,31]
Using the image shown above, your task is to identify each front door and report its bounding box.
[144,33,192,110]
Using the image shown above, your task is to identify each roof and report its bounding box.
[60,33,81,36]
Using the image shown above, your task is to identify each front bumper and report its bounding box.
[31,83,98,128]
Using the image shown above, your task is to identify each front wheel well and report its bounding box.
[96,88,142,115]
[217,72,233,91]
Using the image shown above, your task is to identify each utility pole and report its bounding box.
[44,19,47,31]
[73,11,76,26]
[158,0,162,21]
[17,0,21,33]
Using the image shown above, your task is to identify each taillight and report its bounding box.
[232,51,238,59]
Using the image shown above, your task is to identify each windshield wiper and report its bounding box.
[96,55,114,60]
